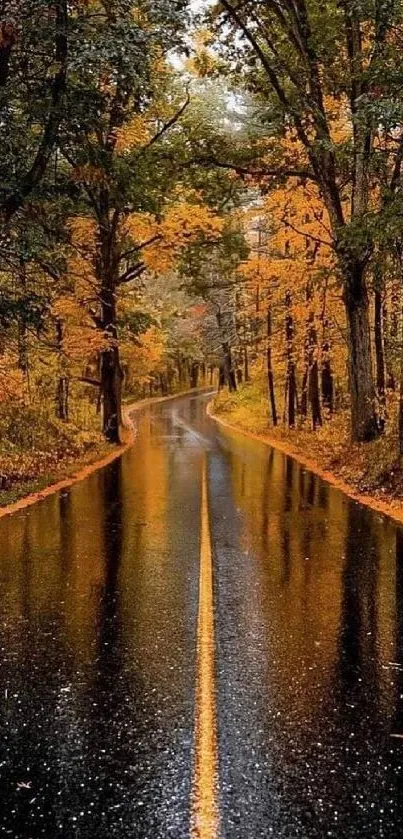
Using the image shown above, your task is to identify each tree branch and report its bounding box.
[76,376,101,387]
[142,90,191,151]
[194,153,316,182]
[0,0,68,221]
[218,0,311,150]
[117,263,147,286]
[120,234,161,262]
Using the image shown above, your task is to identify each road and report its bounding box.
[0,392,403,838]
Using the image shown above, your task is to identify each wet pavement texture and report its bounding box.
[0,393,403,838]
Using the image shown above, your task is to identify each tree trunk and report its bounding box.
[307,312,322,430]
[399,309,403,457]
[177,353,184,385]
[300,285,322,430]
[18,256,31,403]
[301,369,308,419]
[216,308,237,392]
[301,287,310,419]
[343,262,379,442]
[100,286,123,444]
[383,300,396,390]
[309,355,322,430]
[167,366,174,393]
[160,373,168,396]
[267,305,277,426]
[374,285,386,431]
[220,340,237,392]
[321,319,334,414]
[244,346,250,382]
[55,318,68,419]
[56,376,69,421]
[285,291,297,428]
[190,362,199,389]
[396,245,403,456]
[17,315,28,374]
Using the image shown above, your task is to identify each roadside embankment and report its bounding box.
[0,387,212,518]
[208,384,403,526]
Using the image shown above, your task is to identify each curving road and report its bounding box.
[0,393,403,838]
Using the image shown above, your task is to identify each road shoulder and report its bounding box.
[207,400,403,526]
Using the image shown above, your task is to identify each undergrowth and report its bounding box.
[213,381,403,500]
[0,403,106,503]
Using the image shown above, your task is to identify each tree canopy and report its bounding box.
[3,0,403,491]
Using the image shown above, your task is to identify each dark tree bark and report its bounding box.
[343,261,379,441]
[98,226,124,444]
[190,362,199,389]
[55,318,68,420]
[383,299,396,390]
[17,258,29,387]
[309,348,322,430]
[395,244,403,456]
[301,285,322,430]
[300,372,308,419]
[321,339,334,415]
[176,353,184,385]
[159,373,168,396]
[399,327,403,458]
[243,346,250,382]
[100,334,123,444]
[374,284,386,430]
[320,299,333,414]
[56,376,69,421]
[391,282,400,338]
[284,291,297,428]
[267,305,277,426]
[216,308,237,392]
[167,366,174,393]
[222,341,237,391]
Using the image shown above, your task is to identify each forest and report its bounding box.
[2,0,403,504]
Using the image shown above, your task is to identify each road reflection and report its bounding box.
[0,395,403,838]
[212,425,402,837]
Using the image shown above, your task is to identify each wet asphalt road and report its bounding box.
[1,393,403,838]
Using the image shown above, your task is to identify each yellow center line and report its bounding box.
[191,456,219,839]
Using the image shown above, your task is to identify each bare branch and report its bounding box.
[141,90,191,152]
[117,263,147,286]
[194,153,316,182]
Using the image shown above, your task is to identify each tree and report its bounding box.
[0,0,68,222]
[56,1,193,441]
[207,0,403,441]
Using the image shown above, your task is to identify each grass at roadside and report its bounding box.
[212,379,403,502]
[0,404,110,508]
